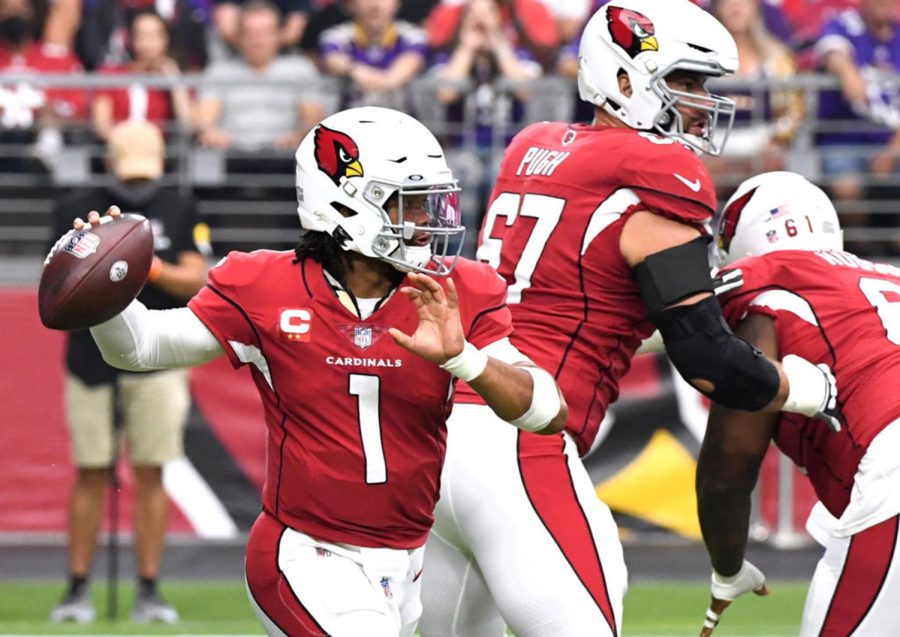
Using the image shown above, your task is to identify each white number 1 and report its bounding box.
[349,374,386,484]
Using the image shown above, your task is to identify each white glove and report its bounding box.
[711,560,767,601]
[781,355,841,432]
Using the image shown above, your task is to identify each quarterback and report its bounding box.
[78,107,568,637]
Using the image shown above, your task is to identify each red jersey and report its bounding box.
[96,64,174,130]
[458,121,716,455]
[0,43,86,127]
[719,250,900,517]
[188,251,512,549]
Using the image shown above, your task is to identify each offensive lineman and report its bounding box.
[71,107,569,637]
[420,2,838,637]
[697,172,900,637]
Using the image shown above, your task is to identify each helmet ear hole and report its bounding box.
[616,69,632,97]
[331,225,354,249]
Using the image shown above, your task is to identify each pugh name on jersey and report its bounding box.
[515,147,571,176]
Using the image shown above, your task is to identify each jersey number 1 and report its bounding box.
[349,374,387,484]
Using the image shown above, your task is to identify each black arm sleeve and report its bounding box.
[633,236,714,321]
[653,296,780,411]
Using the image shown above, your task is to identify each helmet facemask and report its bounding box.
[363,180,465,275]
[649,62,736,156]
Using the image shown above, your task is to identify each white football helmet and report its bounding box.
[295,106,464,275]
[577,0,738,155]
[714,171,844,266]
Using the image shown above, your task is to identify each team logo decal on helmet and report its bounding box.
[717,186,758,253]
[606,6,658,59]
[314,124,364,185]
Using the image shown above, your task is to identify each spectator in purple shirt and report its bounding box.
[815,0,900,252]
[319,0,426,109]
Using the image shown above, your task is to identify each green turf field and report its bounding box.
[0,581,808,636]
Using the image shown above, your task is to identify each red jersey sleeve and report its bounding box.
[188,252,264,369]
[616,133,717,227]
[450,258,514,349]
[718,257,780,326]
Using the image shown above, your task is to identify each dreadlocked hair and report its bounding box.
[293,230,349,282]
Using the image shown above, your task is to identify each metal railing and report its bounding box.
[1,71,900,259]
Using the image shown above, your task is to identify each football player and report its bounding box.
[419,2,839,636]
[697,171,900,637]
[78,106,569,637]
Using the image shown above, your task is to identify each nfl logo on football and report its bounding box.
[63,231,101,259]
[354,326,373,350]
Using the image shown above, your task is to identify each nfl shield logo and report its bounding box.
[354,326,373,349]
[63,231,101,259]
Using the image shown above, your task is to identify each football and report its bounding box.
[38,214,154,331]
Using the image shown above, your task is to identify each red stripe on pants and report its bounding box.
[518,432,617,635]
[819,514,899,636]
[245,511,331,637]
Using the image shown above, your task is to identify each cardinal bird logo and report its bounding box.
[607,6,658,59]
[717,187,758,253]
[314,124,364,185]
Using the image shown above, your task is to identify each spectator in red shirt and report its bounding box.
[91,10,193,142]
[427,0,560,71]
[0,0,86,171]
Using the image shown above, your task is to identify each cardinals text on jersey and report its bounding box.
[188,250,511,549]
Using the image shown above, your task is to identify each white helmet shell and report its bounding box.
[295,106,464,274]
[577,0,738,155]
[714,171,844,266]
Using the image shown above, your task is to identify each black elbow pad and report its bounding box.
[655,296,780,411]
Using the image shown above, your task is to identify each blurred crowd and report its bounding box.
[1,0,900,254]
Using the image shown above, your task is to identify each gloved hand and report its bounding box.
[781,355,841,432]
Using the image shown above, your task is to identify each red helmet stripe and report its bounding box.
[718,187,758,252]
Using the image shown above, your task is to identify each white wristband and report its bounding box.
[781,354,827,417]
[440,341,489,382]
[510,366,563,433]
